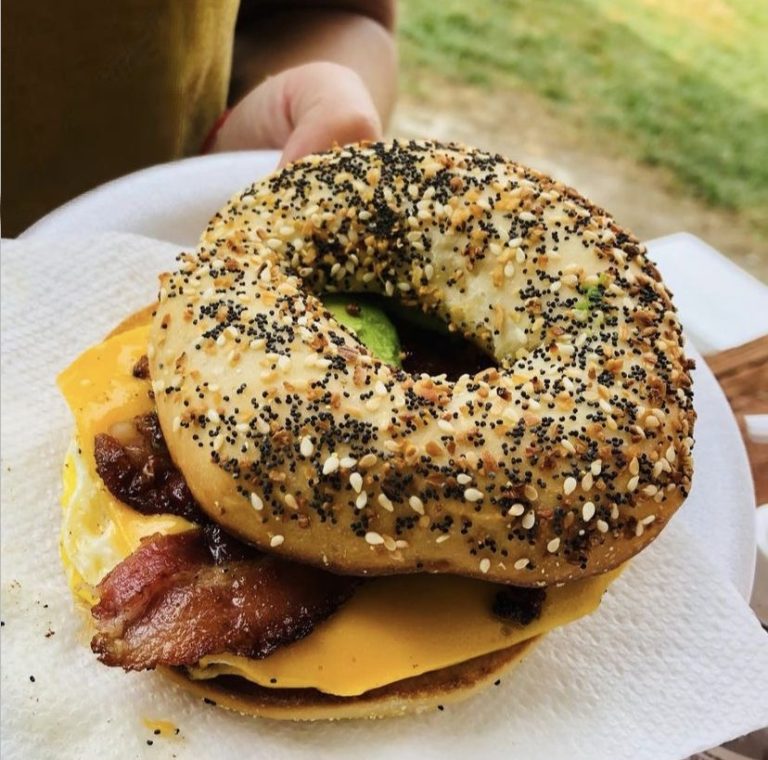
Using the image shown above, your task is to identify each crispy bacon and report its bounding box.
[94,414,203,523]
[91,532,358,670]
[94,413,252,563]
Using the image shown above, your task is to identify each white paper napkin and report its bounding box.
[2,233,767,760]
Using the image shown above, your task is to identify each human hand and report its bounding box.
[211,62,383,167]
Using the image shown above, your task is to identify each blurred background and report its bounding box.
[391,0,767,282]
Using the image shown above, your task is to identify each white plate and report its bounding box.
[22,151,281,248]
[18,152,758,599]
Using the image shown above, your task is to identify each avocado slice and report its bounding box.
[324,295,402,367]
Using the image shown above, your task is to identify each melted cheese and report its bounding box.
[58,325,193,603]
[189,569,615,696]
[58,322,618,696]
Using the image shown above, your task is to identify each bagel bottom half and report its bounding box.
[163,641,538,721]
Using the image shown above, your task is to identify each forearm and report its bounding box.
[232,5,397,126]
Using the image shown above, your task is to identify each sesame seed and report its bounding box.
[563,477,577,496]
[359,453,378,469]
[206,409,220,423]
[641,514,656,526]
[378,493,394,512]
[582,502,596,521]
[250,492,264,511]
[547,537,561,553]
[436,534,450,544]
[339,456,357,469]
[409,495,425,515]
[437,419,455,433]
[514,558,530,570]
[597,520,609,533]
[522,511,536,530]
[322,454,339,475]
[479,558,491,574]
[507,503,525,517]
[464,488,483,502]
[299,436,314,458]
[581,472,594,491]
[284,494,298,510]
[523,484,539,501]
[365,532,384,546]
[502,407,519,423]
[270,535,285,548]
[456,473,472,485]
[591,459,602,476]
[349,472,363,493]
[356,492,368,510]
[627,475,640,492]
[629,457,640,476]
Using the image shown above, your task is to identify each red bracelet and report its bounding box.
[200,109,232,154]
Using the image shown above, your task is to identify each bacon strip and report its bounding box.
[91,532,358,670]
[94,415,203,524]
[94,414,253,563]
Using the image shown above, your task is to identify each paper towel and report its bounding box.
[2,233,767,760]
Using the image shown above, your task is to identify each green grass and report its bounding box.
[399,0,768,232]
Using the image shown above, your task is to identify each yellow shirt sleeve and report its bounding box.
[1,0,240,235]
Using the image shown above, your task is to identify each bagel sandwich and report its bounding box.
[57,140,695,720]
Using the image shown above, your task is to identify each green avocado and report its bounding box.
[323,295,402,367]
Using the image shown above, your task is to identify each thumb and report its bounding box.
[278,63,382,166]
[211,63,382,165]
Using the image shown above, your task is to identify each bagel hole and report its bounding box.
[396,314,497,380]
[325,294,497,381]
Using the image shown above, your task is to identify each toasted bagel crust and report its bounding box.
[162,638,537,721]
[150,140,695,586]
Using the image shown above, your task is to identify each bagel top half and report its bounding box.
[149,140,695,586]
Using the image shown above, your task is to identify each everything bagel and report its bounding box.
[150,140,695,586]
